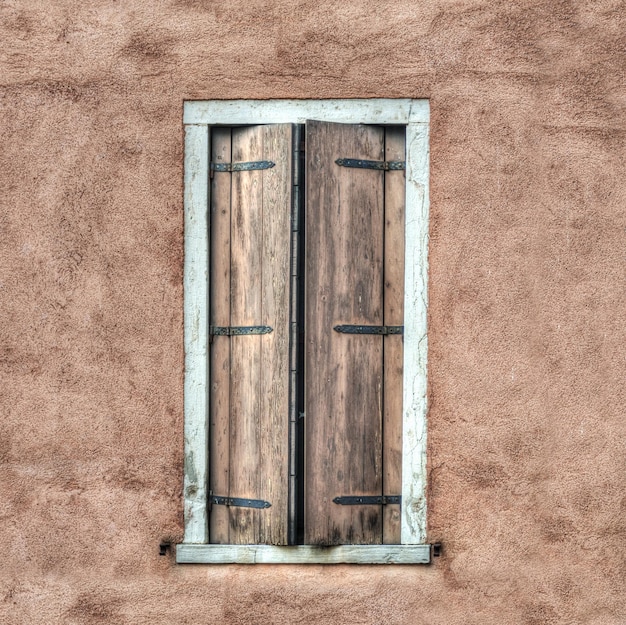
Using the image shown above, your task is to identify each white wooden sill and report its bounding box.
[176,544,431,565]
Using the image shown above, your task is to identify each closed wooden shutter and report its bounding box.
[208,121,405,547]
[209,125,292,545]
[304,121,405,545]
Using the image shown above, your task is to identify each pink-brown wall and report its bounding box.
[1,1,625,623]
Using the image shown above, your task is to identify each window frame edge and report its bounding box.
[181,99,430,560]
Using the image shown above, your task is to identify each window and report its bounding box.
[178,100,430,564]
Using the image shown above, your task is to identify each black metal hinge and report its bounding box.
[210,326,273,337]
[334,325,403,335]
[336,158,405,171]
[333,495,401,505]
[210,495,271,509]
[210,160,275,174]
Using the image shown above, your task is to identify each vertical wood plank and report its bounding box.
[383,127,405,544]
[183,124,210,544]
[229,126,264,543]
[209,128,232,543]
[228,125,291,544]
[305,121,385,545]
[259,125,292,544]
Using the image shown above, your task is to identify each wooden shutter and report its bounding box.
[304,121,405,545]
[209,125,292,545]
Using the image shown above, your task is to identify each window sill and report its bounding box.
[176,544,431,564]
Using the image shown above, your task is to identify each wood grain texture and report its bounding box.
[305,121,385,545]
[183,124,210,544]
[258,124,292,544]
[177,544,430,564]
[383,127,405,544]
[229,126,262,543]
[214,125,292,544]
[401,122,430,544]
[184,99,430,125]
[209,128,232,543]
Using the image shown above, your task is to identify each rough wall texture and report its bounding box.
[1,1,625,623]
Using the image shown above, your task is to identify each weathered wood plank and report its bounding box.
[258,124,292,544]
[209,128,232,543]
[177,544,431,564]
[401,122,430,544]
[305,121,385,545]
[184,99,430,125]
[383,127,405,544]
[227,125,291,544]
[229,126,264,543]
[183,124,210,544]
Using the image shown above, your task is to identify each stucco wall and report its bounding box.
[1,1,625,623]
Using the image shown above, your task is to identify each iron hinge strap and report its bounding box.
[335,158,405,171]
[333,495,401,505]
[210,160,275,173]
[210,326,273,336]
[334,325,403,335]
[210,495,271,509]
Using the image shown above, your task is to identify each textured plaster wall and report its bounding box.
[1,1,625,624]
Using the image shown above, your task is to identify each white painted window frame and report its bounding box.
[179,99,430,564]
